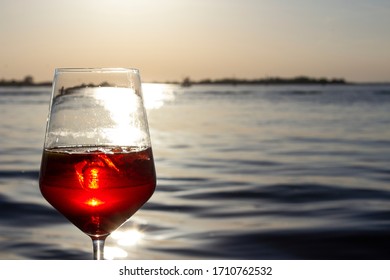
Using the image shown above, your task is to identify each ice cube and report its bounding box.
[74,154,119,190]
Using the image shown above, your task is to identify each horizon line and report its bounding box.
[1,75,390,86]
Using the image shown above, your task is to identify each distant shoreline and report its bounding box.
[0,76,51,87]
[176,76,347,87]
[0,82,52,87]
[1,75,389,87]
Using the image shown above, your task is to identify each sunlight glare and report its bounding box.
[142,83,175,110]
[104,246,128,260]
[111,228,145,246]
[85,197,104,207]
[103,228,145,259]
[92,87,147,145]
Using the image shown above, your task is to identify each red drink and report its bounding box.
[39,146,156,238]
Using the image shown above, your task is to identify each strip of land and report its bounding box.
[0,75,347,87]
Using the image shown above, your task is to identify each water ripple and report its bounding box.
[0,194,66,227]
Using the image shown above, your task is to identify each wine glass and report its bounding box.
[39,68,156,259]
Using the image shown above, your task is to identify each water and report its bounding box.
[1,83,390,259]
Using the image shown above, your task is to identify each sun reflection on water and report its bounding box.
[104,246,128,260]
[142,83,175,110]
[112,228,145,246]
[105,228,145,260]
[87,83,174,146]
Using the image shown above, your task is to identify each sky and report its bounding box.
[0,0,390,83]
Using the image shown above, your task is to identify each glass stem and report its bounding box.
[92,238,106,260]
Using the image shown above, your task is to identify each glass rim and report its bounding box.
[54,67,140,74]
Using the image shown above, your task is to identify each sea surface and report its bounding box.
[1,83,390,260]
